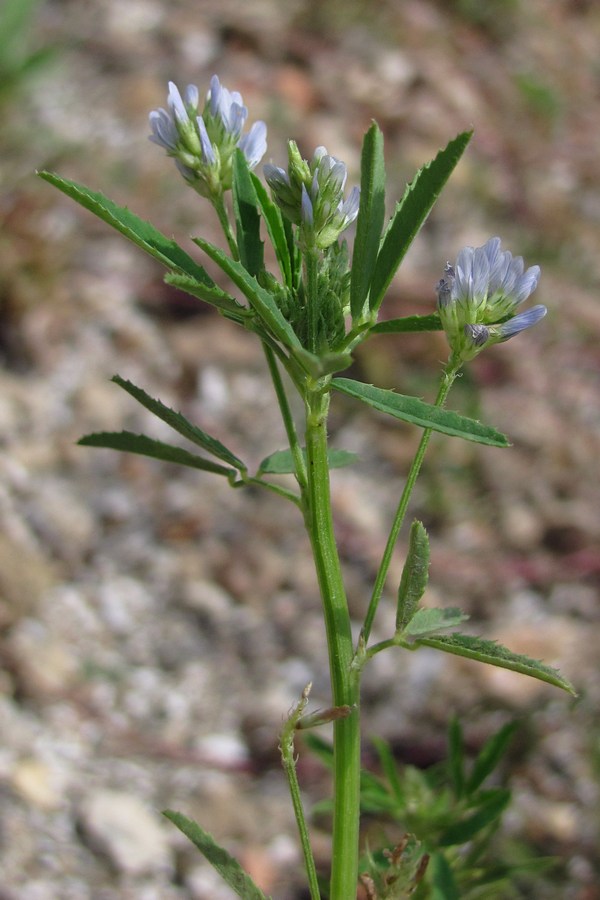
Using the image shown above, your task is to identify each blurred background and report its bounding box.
[1,0,599,897]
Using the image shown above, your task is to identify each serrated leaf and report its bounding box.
[466,722,518,795]
[396,520,431,630]
[370,313,443,335]
[163,811,270,900]
[350,123,386,320]
[250,172,292,288]
[258,447,358,475]
[438,789,510,847]
[37,172,216,286]
[164,273,246,318]
[415,633,577,695]
[111,375,245,469]
[232,150,264,277]
[369,130,473,314]
[193,236,302,352]
[404,607,470,638]
[78,431,235,477]
[332,378,510,447]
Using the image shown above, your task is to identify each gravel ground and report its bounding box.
[1,1,600,897]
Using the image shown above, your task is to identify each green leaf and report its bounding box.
[350,123,386,320]
[232,150,264,277]
[415,633,577,695]
[438,789,510,847]
[466,722,518,795]
[332,378,510,447]
[37,172,216,286]
[193,236,302,352]
[258,447,358,475]
[369,130,473,314]
[396,520,431,630]
[164,273,246,318]
[370,313,443,334]
[294,347,353,379]
[370,736,405,806]
[111,375,245,469]
[430,852,460,900]
[163,811,270,900]
[78,432,235,477]
[250,172,292,288]
[448,717,465,799]
[301,733,334,769]
[404,607,470,638]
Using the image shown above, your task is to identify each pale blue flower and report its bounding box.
[437,237,545,362]
[149,75,267,196]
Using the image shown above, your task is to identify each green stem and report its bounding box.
[304,249,320,354]
[211,192,239,259]
[361,360,460,645]
[280,685,321,900]
[263,343,307,490]
[304,389,361,900]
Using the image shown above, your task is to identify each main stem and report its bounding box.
[304,388,361,900]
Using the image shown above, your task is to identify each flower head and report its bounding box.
[436,237,546,363]
[264,142,359,250]
[149,75,267,197]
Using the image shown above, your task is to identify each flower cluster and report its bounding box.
[436,237,546,363]
[264,142,360,250]
[149,75,267,197]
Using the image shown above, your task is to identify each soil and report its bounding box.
[1,1,599,897]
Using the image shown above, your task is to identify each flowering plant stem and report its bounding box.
[304,386,361,899]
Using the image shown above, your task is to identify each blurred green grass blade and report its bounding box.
[438,789,510,847]
[466,722,518,795]
[163,811,271,899]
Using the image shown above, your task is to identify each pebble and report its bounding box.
[78,790,173,876]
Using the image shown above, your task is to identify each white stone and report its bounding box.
[79,790,172,876]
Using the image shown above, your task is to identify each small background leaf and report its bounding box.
[258,447,358,475]
[404,606,469,638]
[163,811,270,900]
